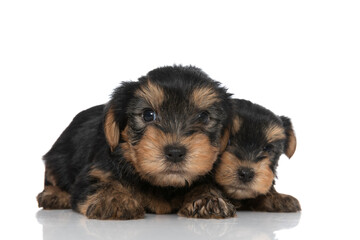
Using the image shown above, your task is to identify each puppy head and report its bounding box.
[215,99,296,199]
[105,66,231,187]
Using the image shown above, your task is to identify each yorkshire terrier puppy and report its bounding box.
[214,99,301,212]
[37,65,236,219]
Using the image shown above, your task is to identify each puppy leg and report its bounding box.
[239,187,301,212]
[37,186,71,209]
[178,184,236,219]
[72,167,145,220]
[37,169,71,209]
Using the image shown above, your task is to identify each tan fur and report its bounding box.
[181,132,219,178]
[37,186,71,209]
[191,87,220,109]
[265,124,286,143]
[132,126,169,174]
[121,125,219,187]
[285,129,297,158]
[78,180,144,220]
[89,168,112,183]
[220,129,230,153]
[121,126,186,187]
[140,193,173,214]
[215,152,240,186]
[237,187,301,212]
[79,167,178,217]
[147,200,172,214]
[252,158,274,194]
[104,108,120,151]
[135,80,165,109]
[120,125,137,162]
[215,152,274,200]
[37,167,71,209]
[45,168,57,186]
[231,115,243,134]
[178,184,236,219]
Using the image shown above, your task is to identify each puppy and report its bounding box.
[37,65,236,219]
[214,99,301,212]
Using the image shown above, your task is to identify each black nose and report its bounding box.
[164,145,187,163]
[238,167,255,183]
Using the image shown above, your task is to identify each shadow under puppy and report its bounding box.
[37,65,236,219]
[215,99,301,212]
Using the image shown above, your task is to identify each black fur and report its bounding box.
[37,65,234,219]
[43,105,106,192]
[229,99,286,175]
[214,98,300,212]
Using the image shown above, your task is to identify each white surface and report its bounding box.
[1,1,359,239]
[36,210,301,240]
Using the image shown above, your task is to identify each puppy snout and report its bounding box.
[164,145,186,163]
[238,167,255,183]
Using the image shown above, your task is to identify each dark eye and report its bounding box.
[256,155,267,161]
[197,111,209,124]
[263,144,274,152]
[143,109,156,122]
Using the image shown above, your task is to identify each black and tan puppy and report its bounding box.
[214,99,301,212]
[37,65,236,219]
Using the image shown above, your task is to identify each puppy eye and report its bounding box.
[143,109,156,122]
[263,144,274,152]
[256,156,267,161]
[197,111,209,124]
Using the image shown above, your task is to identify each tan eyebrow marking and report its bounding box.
[190,87,220,109]
[135,80,165,109]
[265,124,286,142]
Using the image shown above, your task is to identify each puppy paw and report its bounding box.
[178,197,236,219]
[81,196,145,220]
[261,194,301,212]
[37,186,71,209]
[275,194,301,212]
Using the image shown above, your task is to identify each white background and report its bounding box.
[1,1,359,239]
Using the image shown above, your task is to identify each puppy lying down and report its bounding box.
[37,65,236,219]
[215,99,301,212]
[37,66,300,219]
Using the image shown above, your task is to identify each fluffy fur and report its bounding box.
[214,99,301,212]
[37,65,236,219]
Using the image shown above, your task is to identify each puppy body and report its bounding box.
[37,66,236,219]
[215,99,301,212]
[36,105,104,210]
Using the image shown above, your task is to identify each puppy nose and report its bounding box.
[164,145,186,163]
[238,167,255,183]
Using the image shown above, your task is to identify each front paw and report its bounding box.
[37,186,71,209]
[80,196,145,220]
[275,194,301,212]
[262,194,301,212]
[178,197,236,219]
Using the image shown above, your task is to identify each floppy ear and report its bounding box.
[219,99,245,151]
[279,116,297,158]
[104,81,139,151]
[231,115,243,135]
[104,107,120,152]
[220,128,230,153]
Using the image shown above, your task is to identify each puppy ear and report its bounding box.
[231,115,243,135]
[220,128,230,153]
[279,116,297,158]
[104,81,140,151]
[104,107,120,152]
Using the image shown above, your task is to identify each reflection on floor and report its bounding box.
[36,210,301,240]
